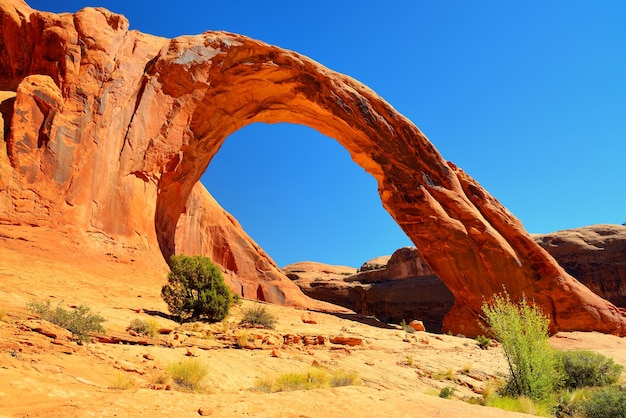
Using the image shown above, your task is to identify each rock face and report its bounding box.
[535,225,626,307]
[1,0,625,335]
[286,248,455,332]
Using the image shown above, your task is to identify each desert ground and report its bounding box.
[1,224,625,417]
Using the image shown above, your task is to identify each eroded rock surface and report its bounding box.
[286,248,454,332]
[1,0,625,335]
[535,225,626,307]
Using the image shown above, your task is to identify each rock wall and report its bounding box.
[287,248,455,332]
[1,0,625,335]
[535,225,626,307]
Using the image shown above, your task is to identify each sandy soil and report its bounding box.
[1,224,624,417]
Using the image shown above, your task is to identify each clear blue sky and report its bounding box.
[30,1,626,267]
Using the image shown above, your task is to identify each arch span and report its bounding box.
[124,32,625,335]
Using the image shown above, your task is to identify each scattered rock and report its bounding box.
[21,320,72,341]
[197,407,213,416]
[301,313,317,324]
[329,336,362,346]
[270,349,280,358]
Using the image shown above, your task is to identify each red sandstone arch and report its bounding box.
[1,2,624,335]
[130,32,625,335]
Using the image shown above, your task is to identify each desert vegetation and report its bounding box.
[254,368,360,393]
[480,289,626,417]
[161,255,233,322]
[27,299,106,343]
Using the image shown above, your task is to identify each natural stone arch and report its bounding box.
[124,32,625,335]
[0,1,623,336]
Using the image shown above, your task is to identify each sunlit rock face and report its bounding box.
[1,0,625,335]
[535,225,626,308]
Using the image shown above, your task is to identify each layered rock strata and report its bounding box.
[1,1,624,334]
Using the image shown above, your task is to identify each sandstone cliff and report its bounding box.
[535,224,626,307]
[1,0,624,335]
[286,248,455,332]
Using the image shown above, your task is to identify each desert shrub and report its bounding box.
[400,319,415,334]
[254,368,359,393]
[439,386,456,399]
[476,334,491,349]
[241,305,277,329]
[557,349,623,390]
[109,371,134,390]
[161,255,232,322]
[236,331,251,348]
[329,369,361,387]
[126,318,159,337]
[0,307,6,321]
[485,394,551,416]
[167,359,209,392]
[28,300,105,343]
[572,386,626,418]
[480,289,560,401]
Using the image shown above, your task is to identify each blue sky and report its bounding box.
[30,1,626,267]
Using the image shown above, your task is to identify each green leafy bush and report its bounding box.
[476,334,491,349]
[28,300,105,343]
[439,386,456,399]
[167,359,209,392]
[480,289,560,401]
[572,386,626,418]
[161,255,233,322]
[241,305,277,329]
[557,350,624,389]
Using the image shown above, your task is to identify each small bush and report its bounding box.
[241,305,277,329]
[484,394,551,416]
[476,335,491,349]
[481,289,560,401]
[109,371,134,390]
[557,350,623,389]
[400,319,415,334]
[167,359,209,392]
[254,368,359,393]
[439,386,456,399]
[161,255,232,322]
[28,300,105,343]
[574,386,626,418]
[329,369,361,387]
[127,318,159,337]
[236,331,251,348]
[0,307,7,321]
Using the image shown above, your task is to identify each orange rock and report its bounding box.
[408,320,425,332]
[329,336,363,346]
[1,0,624,336]
[301,313,317,324]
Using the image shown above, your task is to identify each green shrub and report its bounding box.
[329,369,361,387]
[161,255,232,322]
[574,386,626,418]
[439,386,455,399]
[126,318,159,337]
[480,289,560,401]
[557,350,623,389]
[241,305,277,329]
[28,300,105,343]
[476,334,491,349]
[400,319,415,334]
[167,359,209,392]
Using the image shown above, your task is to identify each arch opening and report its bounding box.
[200,121,413,268]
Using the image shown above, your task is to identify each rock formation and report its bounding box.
[535,225,626,307]
[1,0,625,335]
[286,248,455,332]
